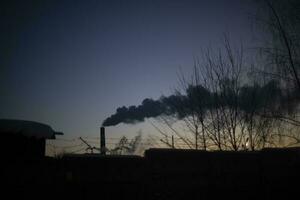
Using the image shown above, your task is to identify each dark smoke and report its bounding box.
[102,81,295,127]
[102,85,211,127]
[102,98,165,126]
[102,96,190,127]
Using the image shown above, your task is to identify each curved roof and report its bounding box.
[0,119,63,139]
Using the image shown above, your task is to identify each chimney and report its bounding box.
[100,127,106,155]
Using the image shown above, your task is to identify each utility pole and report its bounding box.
[195,125,198,150]
[172,135,175,149]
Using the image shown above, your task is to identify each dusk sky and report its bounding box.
[1,0,257,140]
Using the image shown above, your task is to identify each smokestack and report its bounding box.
[100,127,106,155]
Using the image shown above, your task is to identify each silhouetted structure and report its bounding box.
[0,119,63,158]
[4,146,300,199]
[100,126,106,155]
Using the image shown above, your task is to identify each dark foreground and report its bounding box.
[4,148,300,200]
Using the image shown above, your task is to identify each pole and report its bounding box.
[172,135,174,149]
[195,125,198,150]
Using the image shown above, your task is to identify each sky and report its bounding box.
[1,0,257,142]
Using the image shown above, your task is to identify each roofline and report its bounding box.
[54,131,64,135]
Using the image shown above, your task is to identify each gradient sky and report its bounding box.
[1,0,257,140]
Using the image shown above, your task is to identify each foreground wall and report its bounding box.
[144,148,300,199]
[3,148,300,199]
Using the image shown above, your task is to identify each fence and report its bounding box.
[46,135,195,156]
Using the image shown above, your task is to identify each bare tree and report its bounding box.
[252,0,300,145]
[154,36,255,151]
[255,0,300,91]
[110,131,143,155]
[149,21,300,150]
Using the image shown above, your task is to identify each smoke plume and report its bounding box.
[102,85,211,127]
[102,81,295,127]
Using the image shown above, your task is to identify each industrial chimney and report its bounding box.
[100,127,106,155]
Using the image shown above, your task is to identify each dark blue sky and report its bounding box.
[1,0,257,138]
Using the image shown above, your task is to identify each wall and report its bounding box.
[3,148,300,199]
